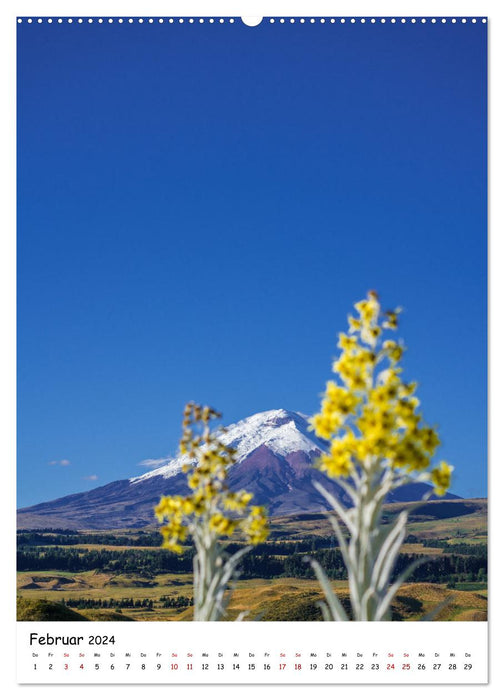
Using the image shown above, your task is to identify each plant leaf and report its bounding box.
[421,595,455,621]
[313,481,356,535]
[305,556,349,621]
[374,556,431,620]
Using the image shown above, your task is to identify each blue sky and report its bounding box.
[17,18,487,506]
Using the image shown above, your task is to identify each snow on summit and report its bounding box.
[130,409,327,484]
[223,409,327,458]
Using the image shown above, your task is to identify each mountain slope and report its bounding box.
[17,409,459,530]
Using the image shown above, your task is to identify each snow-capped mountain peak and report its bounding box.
[18,408,459,530]
[130,408,327,484]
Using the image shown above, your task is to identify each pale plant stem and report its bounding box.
[309,297,451,620]
[192,521,250,621]
[313,462,417,621]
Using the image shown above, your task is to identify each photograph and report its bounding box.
[16,13,487,632]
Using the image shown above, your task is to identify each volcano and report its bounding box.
[17,409,459,530]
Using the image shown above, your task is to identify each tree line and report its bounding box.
[18,531,338,552]
[17,531,163,547]
[59,595,192,610]
[18,544,486,584]
[420,540,487,556]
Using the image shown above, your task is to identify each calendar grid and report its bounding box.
[17,621,488,684]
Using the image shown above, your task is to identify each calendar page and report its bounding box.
[15,2,488,687]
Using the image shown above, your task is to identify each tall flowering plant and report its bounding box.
[155,403,268,621]
[309,292,454,621]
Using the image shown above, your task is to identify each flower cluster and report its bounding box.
[155,403,269,553]
[310,291,454,495]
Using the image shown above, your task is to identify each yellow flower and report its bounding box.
[347,371,367,391]
[431,461,453,496]
[324,382,361,415]
[310,412,340,440]
[419,427,441,455]
[224,490,252,512]
[338,333,358,351]
[312,293,453,486]
[157,403,269,551]
[243,506,269,544]
[209,514,236,536]
[383,307,402,329]
[181,498,194,515]
[396,397,420,428]
[383,340,404,364]
[236,490,253,508]
[355,295,379,324]
[370,386,393,409]
[348,316,361,333]
[188,472,201,489]
[320,450,353,478]
[399,381,417,397]
[354,349,375,368]
[162,541,184,554]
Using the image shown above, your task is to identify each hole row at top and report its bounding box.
[17,17,487,25]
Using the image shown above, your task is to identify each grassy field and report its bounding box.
[269,499,487,541]
[17,573,487,622]
[17,498,487,622]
